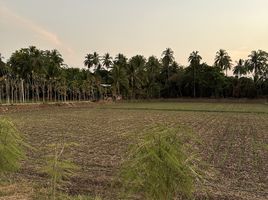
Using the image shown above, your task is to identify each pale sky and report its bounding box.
[1,0,268,68]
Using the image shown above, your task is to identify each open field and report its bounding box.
[0,102,268,199]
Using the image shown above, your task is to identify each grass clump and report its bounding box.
[0,118,25,174]
[119,125,202,200]
[41,141,79,200]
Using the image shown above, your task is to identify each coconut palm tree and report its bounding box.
[43,50,63,101]
[214,49,232,76]
[233,59,247,78]
[50,49,64,68]
[246,50,268,82]
[162,48,174,67]
[128,55,146,98]
[111,64,128,97]
[162,48,175,89]
[102,53,113,70]
[114,53,128,68]
[188,51,202,97]
[84,53,94,70]
[91,52,101,71]
[188,51,202,66]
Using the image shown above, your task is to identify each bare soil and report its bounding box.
[0,102,267,199]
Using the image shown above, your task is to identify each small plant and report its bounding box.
[119,125,202,200]
[42,141,79,200]
[0,118,25,174]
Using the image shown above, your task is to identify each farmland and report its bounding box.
[0,101,268,200]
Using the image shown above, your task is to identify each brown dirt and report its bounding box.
[1,103,267,199]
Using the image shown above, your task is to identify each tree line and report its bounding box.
[0,46,267,103]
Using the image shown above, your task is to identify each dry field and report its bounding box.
[0,102,268,200]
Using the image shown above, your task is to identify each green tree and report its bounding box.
[111,64,129,97]
[233,59,247,78]
[128,55,146,98]
[114,53,128,69]
[214,49,232,76]
[246,50,268,82]
[162,48,174,82]
[145,56,161,98]
[188,51,202,97]
[84,53,94,70]
[102,53,113,70]
[92,52,101,71]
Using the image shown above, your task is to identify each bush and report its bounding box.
[119,125,202,200]
[0,118,25,173]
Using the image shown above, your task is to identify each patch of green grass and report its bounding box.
[102,102,268,114]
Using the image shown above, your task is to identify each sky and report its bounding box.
[1,0,268,68]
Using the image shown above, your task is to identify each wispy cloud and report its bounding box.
[0,3,77,66]
[0,5,61,46]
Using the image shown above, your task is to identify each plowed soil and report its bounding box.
[1,102,267,199]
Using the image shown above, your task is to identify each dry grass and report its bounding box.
[0,180,33,200]
[0,102,267,199]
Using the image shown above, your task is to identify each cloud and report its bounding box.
[0,5,62,46]
[0,3,78,66]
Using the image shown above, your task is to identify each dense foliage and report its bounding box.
[0,118,25,173]
[0,47,268,103]
[119,125,200,200]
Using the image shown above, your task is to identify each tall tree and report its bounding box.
[246,50,268,82]
[161,48,175,96]
[145,56,161,98]
[92,52,101,71]
[84,53,94,70]
[214,49,232,76]
[128,55,146,98]
[111,64,128,97]
[114,53,128,68]
[188,51,202,97]
[102,53,113,70]
[233,59,247,78]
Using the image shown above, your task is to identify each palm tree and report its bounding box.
[84,53,94,70]
[128,55,146,98]
[50,50,64,68]
[233,59,247,78]
[145,56,161,98]
[102,53,113,70]
[246,50,268,82]
[188,51,202,66]
[111,64,128,97]
[92,52,100,71]
[214,49,232,76]
[188,51,202,97]
[162,48,175,90]
[114,53,128,68]
[43,50,63,101]
[162,48,174,67]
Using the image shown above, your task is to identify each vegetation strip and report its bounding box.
[100,106,268,115]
